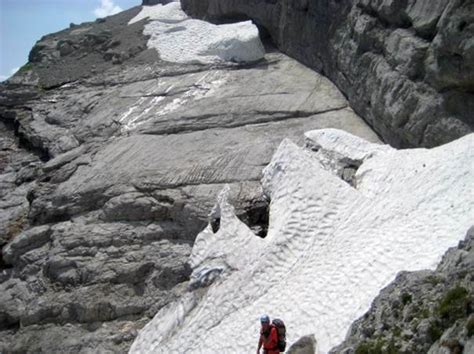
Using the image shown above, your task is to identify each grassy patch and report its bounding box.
[437,286,469,322]
[427,286,472,342]
[419,307,431,319]
[401,292,412,305]
[411,301,430,319]
[428,320,443,342]
[392,325,402,337]
[18,63,33,73]
[355,340,383,354]
[425,275,443,286]
[466,316,474,337]
[355,338,397,354]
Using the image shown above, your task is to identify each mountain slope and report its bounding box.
[0,3,379,352]
[130,129,474,353]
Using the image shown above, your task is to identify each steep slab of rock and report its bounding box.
[181,0,474,148]
[25,52,378,230]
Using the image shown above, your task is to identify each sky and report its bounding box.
[0,0,140,81]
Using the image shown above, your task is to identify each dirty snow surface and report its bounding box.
[130,129,474,353]
[129,2,265,64]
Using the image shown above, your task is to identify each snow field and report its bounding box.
[130,130,473,353]
[129,2,265,64]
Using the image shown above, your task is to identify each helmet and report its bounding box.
[260,314,270,323]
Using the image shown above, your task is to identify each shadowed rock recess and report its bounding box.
[181,0,474,148]
[0,3,381,353]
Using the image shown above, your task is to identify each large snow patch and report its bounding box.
[130,129,474,353]
[129,2,265,64]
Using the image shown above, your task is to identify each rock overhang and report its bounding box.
[130,1,266,64]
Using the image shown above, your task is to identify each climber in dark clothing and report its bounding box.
[257,314,279,354]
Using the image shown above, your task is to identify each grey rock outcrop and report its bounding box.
[0,120,41,268]
[0,4,380,353]
[181,0,474,148]
[330,226,474,354]
[287,334,318,354]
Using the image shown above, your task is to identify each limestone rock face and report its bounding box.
[181,0,474,148]
[0,4,379,353]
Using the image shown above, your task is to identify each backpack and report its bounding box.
[271,318,286,352]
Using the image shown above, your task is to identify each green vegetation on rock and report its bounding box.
[355,338,397,354]
[425,275,443,286]
[466,316,474,337]
[437,286,469,322]
[427,286,472,342]
[401,292,412,305]
[18,63,33,73]
[428,320,443,342]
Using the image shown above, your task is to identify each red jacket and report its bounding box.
[261,326,279,354]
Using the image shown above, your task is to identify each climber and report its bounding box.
[257,314,279,354]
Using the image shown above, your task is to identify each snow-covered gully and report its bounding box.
[130,129,474,353]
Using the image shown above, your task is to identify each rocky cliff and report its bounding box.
[0,3,380,353]
[181,0,474,148]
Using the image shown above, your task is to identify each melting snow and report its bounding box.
[130,129,474,353]
[128,2,265,64]
[118,71,228,132]
[129,2,187,24]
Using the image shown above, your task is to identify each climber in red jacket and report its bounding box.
[257,314,279,354]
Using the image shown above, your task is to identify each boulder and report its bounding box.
[287,335,318,354]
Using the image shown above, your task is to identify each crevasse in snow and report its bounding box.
[129,129,474,353]
[129,2,265,64]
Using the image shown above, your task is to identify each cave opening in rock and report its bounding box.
[210,217,220,233]
[10,119,50,162]
[0,311,19,331]
[209,14,277,50]
[237,198,270,238]
[307,145,363,188]
[0,244,13,271]
[0,112,50,163]
[340,161,362,188]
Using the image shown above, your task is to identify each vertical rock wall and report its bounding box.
[181,0,474,148]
